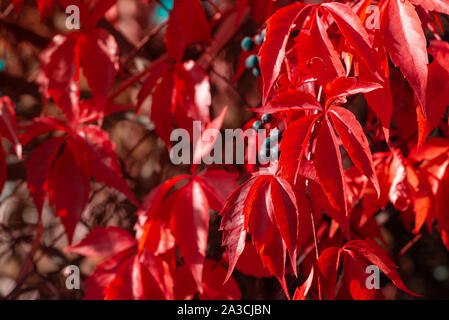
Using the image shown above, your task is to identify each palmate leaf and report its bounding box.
[219,172,299,298]
[317,240,419,299]
[381,0,429,117]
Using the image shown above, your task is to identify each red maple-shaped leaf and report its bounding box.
[317,240,419,299]
[165,0,211,61]
[174,259,241,300]
[66,226,174,300]
[409,0,449,14]
[21,117,137,242]
[48,147,90,240]
[139,60,212,148]
[276,78,381,234]
[321,2,381,78]
[65,226,136,258]
[137,168,237,293]
[381,0,428,117]
[219,170,299,298]
[416,40,449,145]
[258,2,310,104]
[39,4,119,125]
[293,266,314,300]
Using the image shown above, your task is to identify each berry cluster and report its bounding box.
[252,113,281,161]
[240,29,266,77]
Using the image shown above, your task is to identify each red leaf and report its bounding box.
[65,227,136,258]
[173,60,211,125]
[48,147,90,243]
[139,249,175,300]
[172,180,210,292]
[39,34,80,126]
[329,106,380,195]
[136,219,175,256]
[258,2,309,104]
[321,2,381,77]
[137,175,191,223]
[220,173,300,298]
[249,178,289,296]
[417,40,449,145]
[268,176,299,274]
[325,77,382,107]
[409,0,449,14]
[249,0,273,24]
[279,115,319,183]
[343,249,375,300]
[381,0,428,117]
[310,11,346,85]
[193,106,227,164]
[78,28,119,113]
[137,57,173,110]
[174,259,241,300]
[26,137,64,214]
[150,72,175,147]
[11,0,23,13]
[0,97,22,158]
[88,0,118,27]
[293,266,314,300]
[344,240,420,296]
[196,169,239,212]
[219,178,255,282]
[317,247,342,300]
[19,116,69,146]
[230,241,271,278]
[165,0,211,61]
[388,150,412,211]
[69,125,138,206]
[314,119,348,226]
[199,260,241,300]
[252,90,322,114]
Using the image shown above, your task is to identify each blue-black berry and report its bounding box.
[261,113,273,124]
[263,137,272,149]
[241,37,255,51]
[252,67,261,77]
[245,55,259,69]
[252,120,263,131]
[254,34,263,46]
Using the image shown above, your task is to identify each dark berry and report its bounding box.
[263,137,272,149]
[261,113,273,124]
[252,120,263,131]
[252,67,261,77]
[255,34,263,46]
[260,28,266,40]
[245,55,259,69]
[241,37,255,51]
